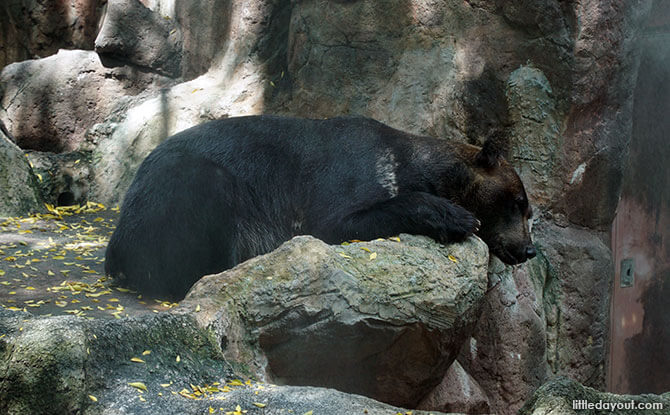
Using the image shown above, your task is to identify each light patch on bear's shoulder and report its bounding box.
[375,149,399,197]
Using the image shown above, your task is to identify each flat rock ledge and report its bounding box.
[519,377,670,415]
[179,234,489,407]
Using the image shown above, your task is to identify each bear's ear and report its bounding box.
[475,130,507,169]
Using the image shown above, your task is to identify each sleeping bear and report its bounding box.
[105,115,535,300]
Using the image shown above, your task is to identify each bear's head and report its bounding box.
[464,136,536,265]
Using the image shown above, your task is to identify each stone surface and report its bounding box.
[95,0,183,78]
[0,308,452,415]
[0,0,104,68]
[0,0,660,411]
[417,360,491,414]
[458,256,550,414]
[26,150,92,207]
[179,234,489,408]
[0,129,42,217]
[518,376,670,415]
[0,49,174,152]
[533,222,612,389]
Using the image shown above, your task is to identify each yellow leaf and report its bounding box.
[131,357,145,363]
[195,304,201,312]
[209,407,215,414]
[228,379,244,386]
[304,411,314,415]
[142,350,151,356]
[26,286,35,290]
[0,270,5,276]
[52,256,65,260]
[389,236,401,242]
[93,217,104,222]
[47,270,55,276]
[359,247,371,253]
[128,382,148,392]
[369,252,377,260]
[338,252,352,259]
[36,173,42,181]
[115,287,130,292]
[448,255,458,263]
[176,355,181,363]
[253,403,267,408]
[88,395,98,402]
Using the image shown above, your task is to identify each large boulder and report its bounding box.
[179,234,489,408]
[0,49,173,152]
[0,308,451,415]
[0,129,42,217]
[518,377,670,415]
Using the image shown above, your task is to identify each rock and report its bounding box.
[417,360,491,414]
[95,0,183,78]
[506,65,562,209]
[458,256,550,414]
[0,129,42,217]
[0,308,453,415]
[533,221,612,389]
[518,377,670,415]
[25,151,92,207]
[0,49,174,152]
[179,234,489,408]
[0,0,104,68]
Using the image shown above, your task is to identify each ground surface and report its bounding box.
[0,202,177,319]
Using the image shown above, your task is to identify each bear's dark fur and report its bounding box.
[106,115,535,299]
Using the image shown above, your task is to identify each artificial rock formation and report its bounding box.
[180,234,489,408]
[0,1,661,413]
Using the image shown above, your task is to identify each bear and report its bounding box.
[105,115,535,300]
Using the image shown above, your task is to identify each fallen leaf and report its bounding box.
[128,382,148,392]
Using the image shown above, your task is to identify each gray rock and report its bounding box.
[0,129,42,217]
[458,256,550,414]
[0,49,174,152]
[26,150,92,207]
[95,0,183,78]
[518,377,670,415]
[179,234,489,408]
[533,222,612,389]
[0,0,104,68]
[0,285,459,415]
[506,65,562,209]
[417,360,491,414]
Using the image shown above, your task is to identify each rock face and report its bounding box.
[0,0,660,413]
[180,234,489,408]
[518,377,670,415]
[0,308,451,415]
[0,129,42,217]
[0,49,173,152]
[0,0,104,68]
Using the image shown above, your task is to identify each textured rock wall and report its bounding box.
[0,1,658,413]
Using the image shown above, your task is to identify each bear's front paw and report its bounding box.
[428,202,479,244]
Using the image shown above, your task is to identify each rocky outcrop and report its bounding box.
[417,360,491,414]
[0,308,453,415]
[0,0,104,68]
[0,232,490,414]
[0,0,660,413]
[0,129,42,217]
[0,49,174,152]
[518,377,670,415]
[179,234,489,408]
